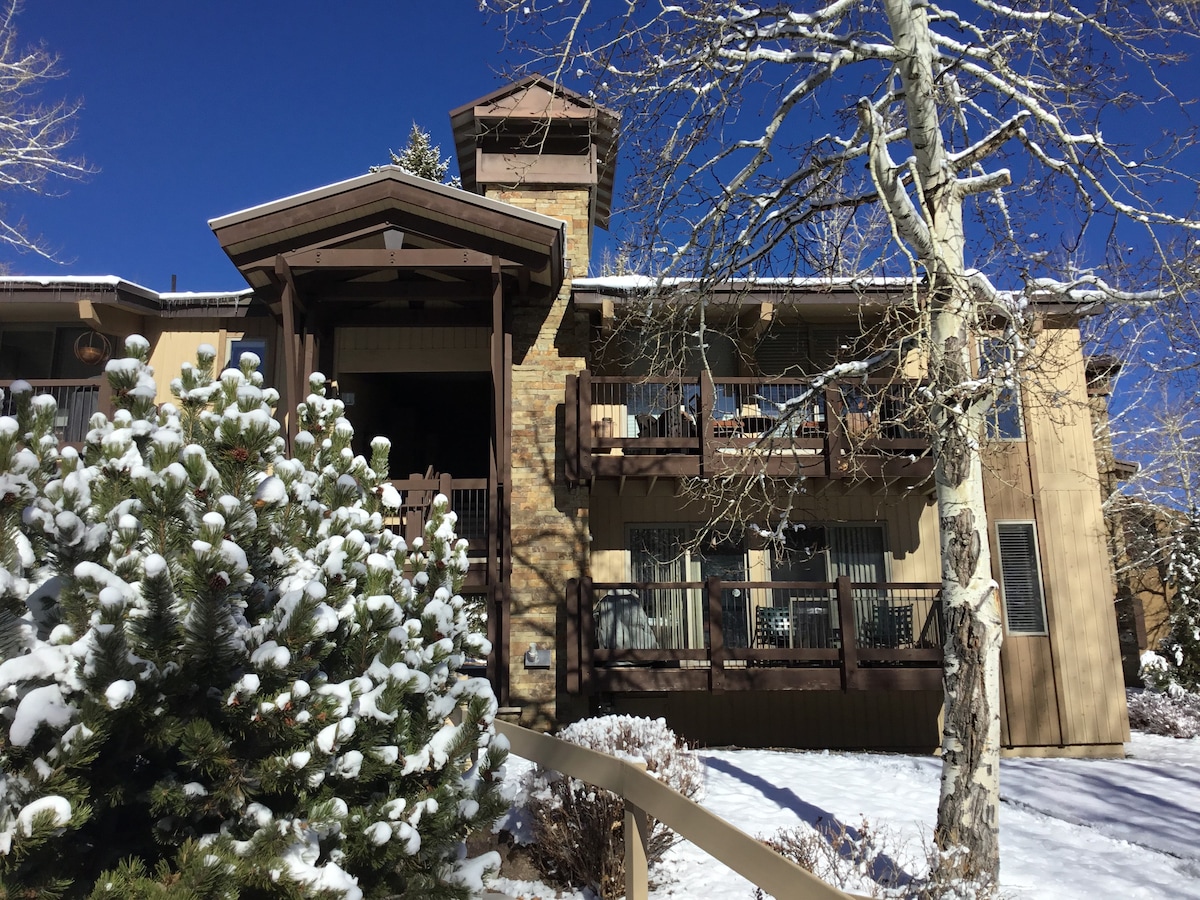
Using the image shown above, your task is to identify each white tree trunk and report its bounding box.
[882,0,1004,880]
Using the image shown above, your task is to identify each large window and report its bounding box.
[627,526,747,649]
[770,523,887,584]
[228,337,268,377]
[980,337,1023,440]
[996,521,1048,634]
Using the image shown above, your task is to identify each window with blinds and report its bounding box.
[996,522,1048,634]
[755,325,852,377]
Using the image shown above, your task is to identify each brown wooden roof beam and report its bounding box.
[283,248,525,271]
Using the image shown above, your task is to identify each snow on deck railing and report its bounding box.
[495,719,862,900]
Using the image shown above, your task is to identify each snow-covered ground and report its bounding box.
[490,732,1200,899]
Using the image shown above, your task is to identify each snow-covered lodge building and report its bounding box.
[0,77,1129,757]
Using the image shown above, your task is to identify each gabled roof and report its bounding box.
[209,166,567,295]
[450,75,619,229]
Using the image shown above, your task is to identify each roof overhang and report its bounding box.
[209,166,566,298]
[571,277,918,321]
[0,276,254,319]
[573,276,1106,324]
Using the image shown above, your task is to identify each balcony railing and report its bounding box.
[386,473,493,558]
[565,575,944,693]
[387,473,504,689]
[0,378,108,446]
[565,372,933,483]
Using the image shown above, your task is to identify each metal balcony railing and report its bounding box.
[565,372,933,483]
[0,378,107,445]
[566,576,944,693]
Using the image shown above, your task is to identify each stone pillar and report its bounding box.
[487,187,591,728]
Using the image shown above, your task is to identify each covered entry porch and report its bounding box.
[209,166,570,706]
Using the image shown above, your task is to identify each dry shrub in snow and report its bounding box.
[756,818,999,900]
[521,715,703,899]
[1126,687,1200,738]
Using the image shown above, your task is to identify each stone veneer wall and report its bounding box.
[485,186,592,728]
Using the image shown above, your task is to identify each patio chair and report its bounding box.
[869,605,914,649]
[755,605,792,649]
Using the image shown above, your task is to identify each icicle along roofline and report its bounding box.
[0,276,256,318]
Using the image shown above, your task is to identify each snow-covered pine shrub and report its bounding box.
[1163,508,1200,690]
[1126,687,1200,738]
[0,338,507,898]
[521,715,703,899]
[1138,649,1175,693]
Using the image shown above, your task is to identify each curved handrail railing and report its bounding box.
[495,719,861,900]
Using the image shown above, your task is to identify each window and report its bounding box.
[228,338,268,377]
[996,522,1048,634]
[770,524,887,584]
[769,524,892,649]
[627,526,747,649]
[980,338,1023,439]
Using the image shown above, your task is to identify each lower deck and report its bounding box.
[566,576,945,695]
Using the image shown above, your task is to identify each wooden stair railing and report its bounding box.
[496,720,860,900]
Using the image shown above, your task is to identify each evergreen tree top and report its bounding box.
[383,122,460,187]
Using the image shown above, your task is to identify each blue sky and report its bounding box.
[2,1,516,291]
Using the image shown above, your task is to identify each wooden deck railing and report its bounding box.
[496,719,858,900]
[387,473,491,549]
[566,576,944,694]
[387,473,503,689]
[565,371,933,483]
[0,377,109,445]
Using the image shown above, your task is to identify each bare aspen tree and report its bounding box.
[0,0,89,259]
[485,0,1200,882]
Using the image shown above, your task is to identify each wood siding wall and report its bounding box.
[983,326,1128,752]
[144,318,275,405]
[607,690,943,751]
[589,481,942,585]
[334,326,491,373]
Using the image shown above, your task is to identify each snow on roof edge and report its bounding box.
[0,276,254,305]
[572,274,1105,305]
[207,165,567,235]
[571,275,915,291]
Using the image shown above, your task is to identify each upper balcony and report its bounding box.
[565,372,934,484]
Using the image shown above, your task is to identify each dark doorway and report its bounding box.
[337,372,492,479]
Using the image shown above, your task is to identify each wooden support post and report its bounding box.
[97,375,114,422]
[500,332,513,707]
[580,576,595,695]
[275,255,304,450]
[625,777,650,900]
[302,329,317,382]
[835,575,858,691]
[826,385,847,478]
[404,472,426,546]
[565,374,579,485]
[566,578,580,694]
[707,576,725,692]
[439,472,453,503]
[579,369,593,482]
